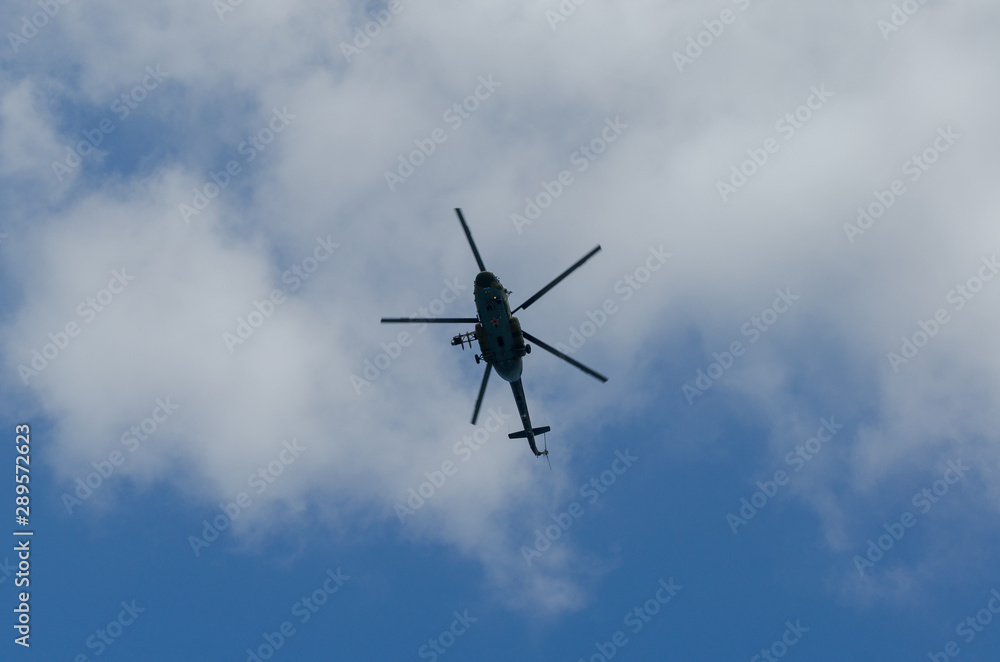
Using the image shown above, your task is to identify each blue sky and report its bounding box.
[3,0,1000,660]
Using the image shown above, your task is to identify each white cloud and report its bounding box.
[0,76,63,179]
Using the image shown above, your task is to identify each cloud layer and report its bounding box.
[2,0,999,610]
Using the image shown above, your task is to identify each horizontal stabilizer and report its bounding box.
[508,426,550,440]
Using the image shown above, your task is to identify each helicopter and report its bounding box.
[381,208,607,459]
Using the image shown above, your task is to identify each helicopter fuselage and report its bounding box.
[473,271,524,383]
[472,271,548,456]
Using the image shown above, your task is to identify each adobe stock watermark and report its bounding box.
[521,449,638,566]
[886,255,997,373]
[726,417,844,534]
[62,397,180,514]
[51,65,170,182]
[223,235,341,354]
[417,610,477,661]
[243,568,349,662]
[682,287,800,404]
[224,235,340,351]
[352,277,466,394]
[928,588,1000,661]
[574,577,682,662]
[224,291,286,354]
[17,268,136,385]
[555,245,671,355]
[511,116,628,234]
[877,0,931,41]
[394,406,512,523]
[672,0,754,73]
[7,0,73,55]
[188,439,306,556]
[178,107,296,224]
[852,459,969,576]
[844,126,960,244]
[545,0,591,32]
[716,84,834,202]
[339,0,413,62]
[748,620,810,662]
[72,600,145,661]
[213,0,248,21]
[384,75,501,192]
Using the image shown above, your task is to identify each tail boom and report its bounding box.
[508,379,548,456]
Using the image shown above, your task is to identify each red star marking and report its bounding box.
[491,318,500,327]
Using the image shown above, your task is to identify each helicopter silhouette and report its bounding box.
[381,209,607,459]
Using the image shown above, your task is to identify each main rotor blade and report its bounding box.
[381,317,478,324]
[522,331,608,383]
[455,208,487,272]
[513,245,601,313]
[471,363,491,425]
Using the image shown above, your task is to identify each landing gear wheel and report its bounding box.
[475,355,481,364]
[525,344,531,354]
